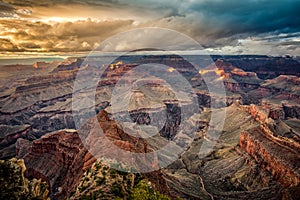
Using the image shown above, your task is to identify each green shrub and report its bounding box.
[111,182,124,197]
[96,177,106,186]
[129,180,170,200]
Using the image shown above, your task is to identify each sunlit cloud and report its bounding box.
[0,0,299,56]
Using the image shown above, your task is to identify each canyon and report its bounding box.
[0,55,299,199]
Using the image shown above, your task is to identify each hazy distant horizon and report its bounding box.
[0,52,299,66]
[0,57,65,65]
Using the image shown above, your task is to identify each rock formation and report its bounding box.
[15,109,168,199]
[16,129,94,200]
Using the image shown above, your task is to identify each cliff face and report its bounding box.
[249,104,269,123]
[249,103,300,122]
[51,58,83,73]
[283,104,300,119]
[0,125,31,148]
[268,108,285,120]
[239,128,300,187]
[96,110,150,154]
[0,125,31,159]
[17,129,95,200]
[16,110,167,199]
[238,104,300,188]
[226,56,300,79]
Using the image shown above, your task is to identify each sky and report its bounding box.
[0,0,300,57]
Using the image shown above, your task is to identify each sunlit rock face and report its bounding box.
[237,104,300,196]
[239,128,300,187]
[16,129,94,200]
[15,108,171,199]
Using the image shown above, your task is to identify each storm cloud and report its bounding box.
[0,0,299,55]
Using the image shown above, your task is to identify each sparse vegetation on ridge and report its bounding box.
[69,161,171,200]
[0,158,50,200]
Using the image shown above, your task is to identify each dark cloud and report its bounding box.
[123,0,300,35]
[149,1,300,45]
[0,38,23,51]
[0,1,15,17]
[0,1,13,11]
[190,0,300,35]
[280,41,300,46]
[250,32,300,42]
[0,0,299,55]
